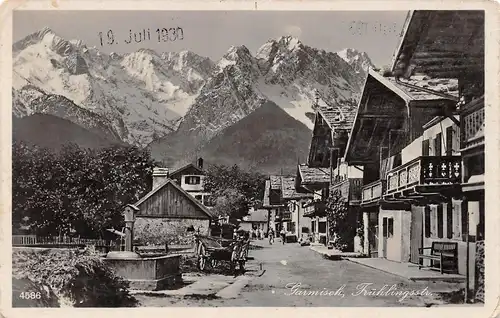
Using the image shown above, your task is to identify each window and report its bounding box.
[387,218,394,238]
[422,139,430,156]
[184,176,201,185]
[312,221,316,233]
[446,203,453,239]
[424,206,431,238]
[194,195,202,201]
[437,204,443,238]
[318,222,326,233]
[434,133,442,156]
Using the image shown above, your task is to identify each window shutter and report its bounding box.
[435,133,442,156]
[437,204,443,238]
[446,202,453,239]
[446,126,454,156]
[430,206,438,237]
[422,139,430,156]
[424,206,431,238]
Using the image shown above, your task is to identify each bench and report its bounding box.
[418,241,458,274]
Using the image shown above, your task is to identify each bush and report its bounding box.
[326,190,356,251]
[12,248,138,307]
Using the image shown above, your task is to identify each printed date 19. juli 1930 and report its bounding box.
[98,27,184,46]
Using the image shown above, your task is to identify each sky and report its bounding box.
[13,10,408,67]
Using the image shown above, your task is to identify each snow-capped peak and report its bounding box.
[277,35,302,51]
[336,48,374,74]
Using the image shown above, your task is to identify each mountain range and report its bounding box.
[12,28,374,174]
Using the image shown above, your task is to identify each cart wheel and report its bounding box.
[210,258,219,268]
[197,244,207,271]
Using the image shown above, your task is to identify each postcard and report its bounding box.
[1,1,498,317]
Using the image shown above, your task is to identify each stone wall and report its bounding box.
[134,217,210,245]
[475,240,484,303]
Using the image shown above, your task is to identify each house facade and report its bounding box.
[168,158,214,209]
[345,69,461,263]
[132,167,214,245]
[299,99,363,248]
[390,10,484,300]
[239,208,269,234]
[262,175,312,239]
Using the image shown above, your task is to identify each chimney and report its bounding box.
[198,158,204,170]
[152,167,169,189]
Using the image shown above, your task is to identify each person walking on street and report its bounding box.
[268,229,274,245]
[280,228,286,245]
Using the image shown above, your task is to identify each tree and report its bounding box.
[325,189,356,251]
[204,164,266,220]
[12,141,157,238]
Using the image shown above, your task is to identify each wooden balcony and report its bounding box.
[330,178,363,205]
[385,156,462,199]
[303,200,326,217]
[361,180,386,206]
[461,96,484,151]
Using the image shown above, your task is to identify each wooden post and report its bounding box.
[124,221,134,252]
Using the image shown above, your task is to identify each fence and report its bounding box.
[12,235,120,250]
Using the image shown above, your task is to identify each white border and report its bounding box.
[1,1,499,318]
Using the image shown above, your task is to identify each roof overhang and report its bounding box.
[344,71,408,165]
[391,10,484,79]
[344,69,456,165]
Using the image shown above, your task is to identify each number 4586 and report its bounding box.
[19,292,41,300]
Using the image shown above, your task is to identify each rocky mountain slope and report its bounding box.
[13,29,374,172]
[149,36,373,168]
[198,101,312,175]
[13,27,214,146]
[13,114,118,151]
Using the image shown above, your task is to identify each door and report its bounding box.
[382,217,388,258]
[410,207,423,264]
[368,214,379,257]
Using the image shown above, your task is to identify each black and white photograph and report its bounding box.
[4,2,495,311]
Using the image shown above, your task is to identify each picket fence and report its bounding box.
[12,235,119,249]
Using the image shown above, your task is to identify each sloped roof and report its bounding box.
[297,164,331,185]
[372,71,459,102]
[169,163,204,178]
[317,105,356,131]
[135,178,213,218]
[281,176,313,200]
[270,175,282,190]
[243,209,268,222]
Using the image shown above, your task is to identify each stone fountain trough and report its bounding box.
[103,205,182,291]
[104,252,181,291]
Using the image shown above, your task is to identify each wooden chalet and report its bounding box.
[295,164,330,244]
[262,175,312,239]
[305,97,364,248]
[390,10,484,301]
[132,168,214,244]
[281,176,313,241]
[344,67,461,261]
[262,178,286,234]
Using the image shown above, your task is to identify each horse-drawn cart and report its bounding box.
[194,233,250,273]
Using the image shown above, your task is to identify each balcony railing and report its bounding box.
[361,180,386,205]
[303,200,326,217]
[461,96,484,149]
[386,156,461,195]
[330,178,363,203]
